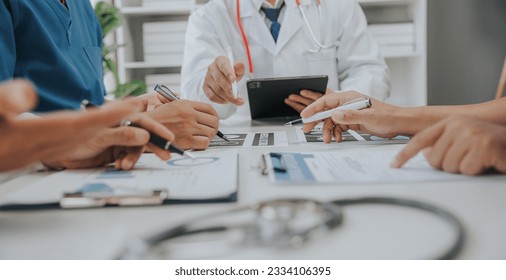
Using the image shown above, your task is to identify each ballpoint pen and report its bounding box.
[121,119,196,160]
[226,45,239,99]
[154,84,230,142]
[284,97,372,126]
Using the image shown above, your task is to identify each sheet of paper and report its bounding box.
[209,131,288,148]
[0,150,238,204]
[266,147,463,184]
[295,126,410,144]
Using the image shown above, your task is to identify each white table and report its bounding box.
[0,122,505,260]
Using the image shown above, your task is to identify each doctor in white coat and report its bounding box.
[181,0,390,119]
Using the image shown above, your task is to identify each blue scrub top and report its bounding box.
[0,0,106,112]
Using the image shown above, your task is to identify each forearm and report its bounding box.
[395,98,506,135]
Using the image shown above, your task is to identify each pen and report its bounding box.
[284,98,372,126]
[226,45,239,99]
[120,119,196,160]
[154,84,230,142]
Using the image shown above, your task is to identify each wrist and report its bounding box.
[392,106,426,136]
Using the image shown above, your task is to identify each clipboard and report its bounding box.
[0,151,239,210]
[261,149,463,185]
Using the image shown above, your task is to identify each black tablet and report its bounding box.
[247,75,328,119]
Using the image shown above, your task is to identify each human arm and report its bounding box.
[41,111,174,170]
[392,116,506,175]
[0,80,174,171]
[301,91,506,143]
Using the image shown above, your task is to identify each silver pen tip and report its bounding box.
[184,151,197,160]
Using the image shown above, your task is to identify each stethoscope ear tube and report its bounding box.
[331,197,466,260]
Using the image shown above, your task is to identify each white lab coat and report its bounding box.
[181,0,390,119]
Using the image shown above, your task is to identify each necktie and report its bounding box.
[262,6,283,42]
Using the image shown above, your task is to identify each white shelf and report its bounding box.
[124,62,182,69]
[120,6,192,16]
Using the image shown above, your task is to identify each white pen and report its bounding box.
[226,45,239,99]
[284,98,372,126]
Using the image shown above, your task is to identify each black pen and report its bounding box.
[154,84,230,142]
[81,99,195,159]
[120,120,196,160]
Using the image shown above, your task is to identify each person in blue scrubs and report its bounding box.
[0,0,220,150]
[0,0,105,112]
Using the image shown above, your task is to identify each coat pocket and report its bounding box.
[83,46,104,79]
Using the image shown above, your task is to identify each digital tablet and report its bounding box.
[247,75,328,120]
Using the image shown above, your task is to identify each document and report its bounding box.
[0,150,238,205]
[209,131,288,148]
[295,126,410,144]
[265,147,463,184]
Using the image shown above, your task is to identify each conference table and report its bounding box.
[0,119,505,260]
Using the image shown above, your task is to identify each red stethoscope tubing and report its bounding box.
[236,0,254,73]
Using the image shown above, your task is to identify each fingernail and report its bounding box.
[228,75,235,82]
[390,158,400,168]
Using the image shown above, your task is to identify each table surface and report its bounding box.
[0,120,505,260]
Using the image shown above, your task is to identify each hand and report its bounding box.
[0,79,37,120]
[391,116,506,175]
[133,90,181,111]
[301,90,403,143]
[203,56,245,106]
[145,99,219,149]
[42,112,175,170]
[284,89,324,113]
[0,92,149,171]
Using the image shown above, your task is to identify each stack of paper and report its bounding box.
[368,23,415,57]
[145,73,181,93]
[143,21,187,64]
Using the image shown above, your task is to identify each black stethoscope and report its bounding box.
[236,0,339,73]
[120,197,465,260]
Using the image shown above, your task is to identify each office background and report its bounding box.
[427,0,506,105]
[101,0,506,106]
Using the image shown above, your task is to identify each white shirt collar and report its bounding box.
[261,0,285,9]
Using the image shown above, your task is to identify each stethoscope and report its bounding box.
[119,197,465,260]
[236,0,339,74]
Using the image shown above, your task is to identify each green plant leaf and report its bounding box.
[95,2,123,38]
[115,81,148,98]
